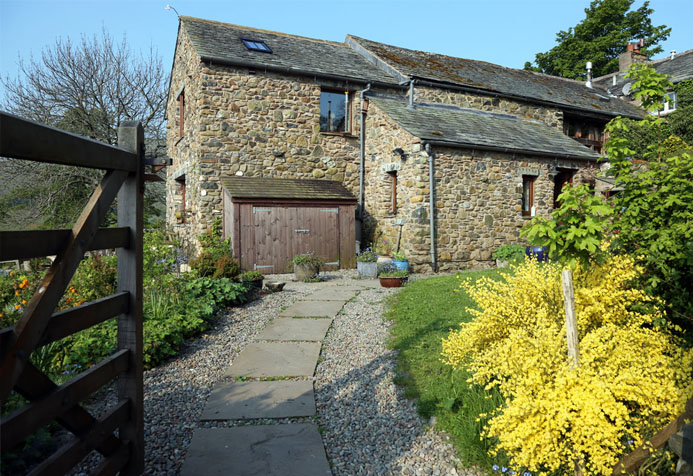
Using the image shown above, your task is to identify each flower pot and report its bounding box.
[392,259,409,272]
[242,278,263,290]
[525,246,548,262]
[357,261,378,279]
[294,263,320,281]
[379,276,408,288]
[377,256,393,271]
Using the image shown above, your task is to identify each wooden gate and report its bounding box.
[0,112,145,475]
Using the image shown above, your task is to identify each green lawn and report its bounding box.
[386,269,509,472]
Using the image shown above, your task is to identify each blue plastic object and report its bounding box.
[525,246,548,262]
[392,259,410,272]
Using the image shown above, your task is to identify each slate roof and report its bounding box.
[371,97,601,160]
[221,176,356,201]
[594,49,693,97]
[180,17,399,86]
[347,36,644,119]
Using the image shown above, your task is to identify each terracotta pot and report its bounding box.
[379,276,407,288]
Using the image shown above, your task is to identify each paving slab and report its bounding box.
[181,424,331,476]
[224,342,321,377]
[256,318,332,341]
[200,380,315,420]
[303,287,359,301]
[278,300,345,318]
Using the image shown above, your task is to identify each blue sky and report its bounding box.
[1,0,692,85]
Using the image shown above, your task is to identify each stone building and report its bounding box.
[166,16,643,271]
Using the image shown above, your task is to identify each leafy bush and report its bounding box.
[441,257,692,476]
[491,244,525,263]
[189,219,240,279]
[238,270,263,282]
[392,250,407,261]
[522,183,613,266]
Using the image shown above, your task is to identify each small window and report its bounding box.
[653,92,677,115]
[522,175,535,216]
[178,91,185,138]
[388,171,398,214]
[241,38,272,53]
[320,89,351,133]
[175,175,186,223]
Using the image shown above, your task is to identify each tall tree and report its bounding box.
[524,0,670,79]
[1,30,167,230]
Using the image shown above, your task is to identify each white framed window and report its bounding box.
[320,89,352,133]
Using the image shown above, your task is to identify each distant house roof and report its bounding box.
[347,36,644,120]
[371,97,601,161]
[221,176,357,201]
[593,49,693,97]
[179,17,400,87]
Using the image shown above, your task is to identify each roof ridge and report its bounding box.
[349,35,593,88]
[181,16,346,48]
[650,48,693,64]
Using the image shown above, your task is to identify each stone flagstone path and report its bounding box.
[181,281,372,476]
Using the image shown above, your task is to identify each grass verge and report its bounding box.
[386,269,509,472]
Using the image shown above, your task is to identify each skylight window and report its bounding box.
[241,38,272,53]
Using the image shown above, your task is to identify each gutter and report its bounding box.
[199,55,403,90]
[423,143,437,272]
[420,139,600,162]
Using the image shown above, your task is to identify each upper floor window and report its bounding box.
[320,89,351,133]
[522,175,535,216]
[564,117,605,154]
[178,91,185,138]
[652,91,677,115]
[241,38,272,53]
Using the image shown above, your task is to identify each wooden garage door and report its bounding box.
[246,205,341,273]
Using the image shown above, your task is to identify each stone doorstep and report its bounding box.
[278,300,345,318]
[200,380,315,420]
[180,425,331,476]
[224,342,322,378]
[255,318,332,342]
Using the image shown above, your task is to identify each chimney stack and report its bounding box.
[619,40,648,71]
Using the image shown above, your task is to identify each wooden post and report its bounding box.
[562,268,583,476]
[562,269,580,368]
[116,121,144,475]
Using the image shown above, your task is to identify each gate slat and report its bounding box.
[0,169,128,402]
[0,228,129,261]
[27,399,130,476]
[12,362,123,458]
[0,112,137,172]
[1,349,129,450]
[89,443,130,476]
[0,292,128,350]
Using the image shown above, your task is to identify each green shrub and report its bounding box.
[491,244,525,263]
[392,250,407,261]
[238,270,264,281]
[189,219,240,279]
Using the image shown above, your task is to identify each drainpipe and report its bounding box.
[425,143,437,272]
[358,83,372,221]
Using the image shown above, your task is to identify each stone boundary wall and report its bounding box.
[415,85,564,131]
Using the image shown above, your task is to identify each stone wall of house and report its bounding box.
[364,102,594,271]
[415,85,564,131]
[166,27,205,251]
[166,27,406,251]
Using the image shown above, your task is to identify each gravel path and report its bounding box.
[315,284,481,476]
[71,271,479,475]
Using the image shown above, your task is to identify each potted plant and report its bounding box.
[292,252,324,282]
[238,270,264,290]
[392,250,410,272]
[492,244,526,268]
[356,248,378,279]
[525,245,548,262]
[379,263,409,288]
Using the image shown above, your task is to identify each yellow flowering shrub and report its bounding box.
[442,256,692,476]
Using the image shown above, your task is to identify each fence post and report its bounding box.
[117,121,144,475]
